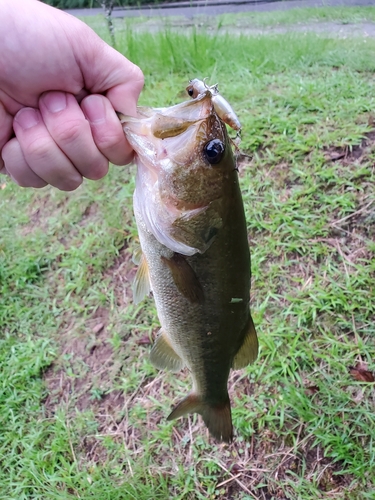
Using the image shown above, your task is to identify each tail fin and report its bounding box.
[167,394,233,443]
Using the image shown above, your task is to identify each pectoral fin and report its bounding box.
[171,200,223,254]
[232,314,258,369]
[133,255,151,305]
[132,245,143,266]
[161,253,204,303]
[150,329,184,372]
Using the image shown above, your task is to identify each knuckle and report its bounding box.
[53,119,85,145]
[96,130,124,151]
[26,136,53,161]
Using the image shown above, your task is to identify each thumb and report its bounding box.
[69,25,144,116]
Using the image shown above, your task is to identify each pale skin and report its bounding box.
[0,0,144,191]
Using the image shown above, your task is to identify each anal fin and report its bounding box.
[150,329,184,372]
[133,254,151,305]
[161,253,204,303]
[232,314,258,369]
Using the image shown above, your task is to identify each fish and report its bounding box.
[120,81,258,443]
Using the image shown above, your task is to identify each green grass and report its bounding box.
[1,8,375,499]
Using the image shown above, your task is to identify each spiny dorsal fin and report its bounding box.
[161,253,204,303]
[167,393,233,443]
[150,329,184,372]
[232,314,258,370]
[133,255,151,305]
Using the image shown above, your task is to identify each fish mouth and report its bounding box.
[122,90,213,141]
[121,91,218,173]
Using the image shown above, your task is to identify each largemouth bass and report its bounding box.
[121,81,258,442]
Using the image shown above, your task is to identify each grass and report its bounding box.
[1,7,375,499]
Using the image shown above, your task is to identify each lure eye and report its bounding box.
[204,139,225,165]
[187,87,194,97]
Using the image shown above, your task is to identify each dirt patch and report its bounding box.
[43,247,137,424]
[324,129,375,165]
[322,129,375,251]
[21,189,65,236]
[43,307,121,415]
[103,244,138,309]
[42,242,162,468]
[77,201,100,227]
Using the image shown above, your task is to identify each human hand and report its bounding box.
[0,0,144,191]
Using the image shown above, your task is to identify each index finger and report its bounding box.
[0,101,14,171]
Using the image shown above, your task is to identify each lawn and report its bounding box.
[1,7,375,500]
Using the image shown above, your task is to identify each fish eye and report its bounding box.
[203,139,225,165]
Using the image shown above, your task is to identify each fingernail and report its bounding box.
[42,91,67,113]
[14,108,40,130]
[83,95,106,124]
